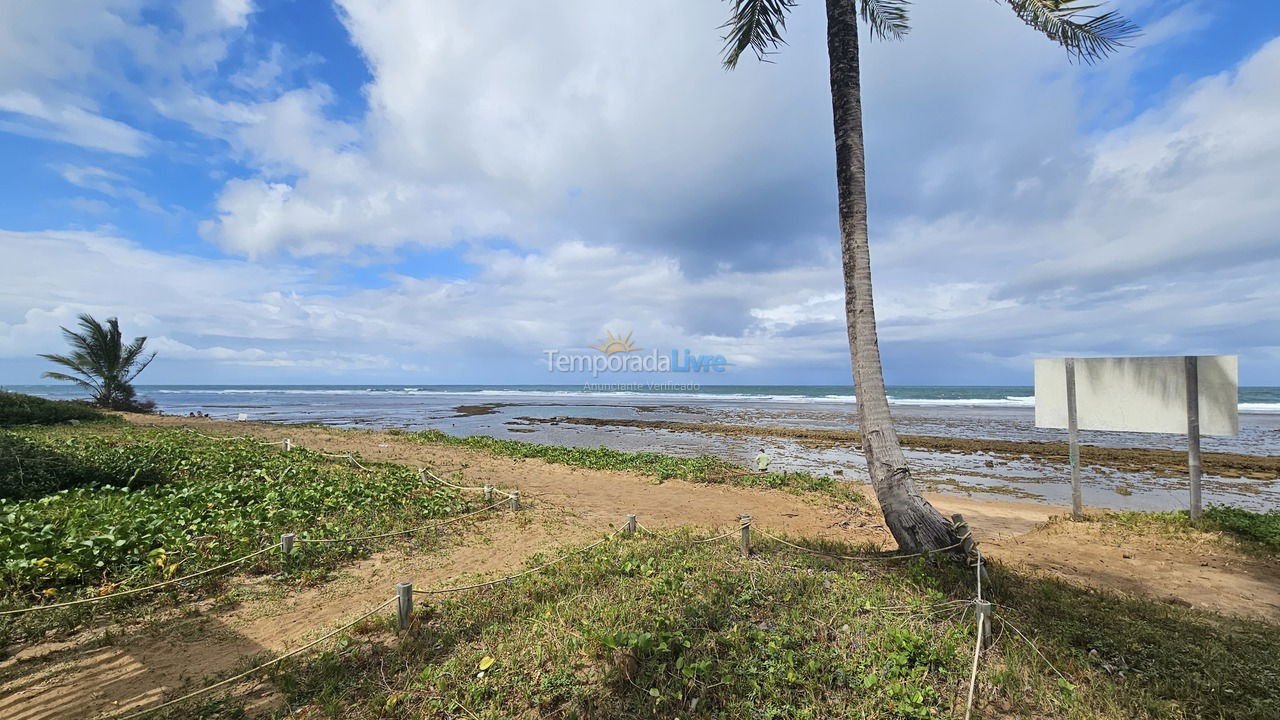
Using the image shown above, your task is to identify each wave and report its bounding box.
[886,396,1036,407]
[1239,402,1280,414]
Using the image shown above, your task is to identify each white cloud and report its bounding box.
[4,1,1280,382]
[57,165,163,213]
[0,91,151,156]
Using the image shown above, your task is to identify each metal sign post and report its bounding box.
[1065,358,1082,521]
[1185,356,1202,521]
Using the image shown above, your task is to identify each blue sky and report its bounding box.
[2,0,1280,387]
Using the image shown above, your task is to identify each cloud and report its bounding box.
[57,165,164,213]
[3,1,1280,383]
[0,91,151,156]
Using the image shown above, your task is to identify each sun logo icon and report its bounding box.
[591,330,640,355]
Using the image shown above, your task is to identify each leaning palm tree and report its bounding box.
[721,0,1136,553]
[40,314,156,411]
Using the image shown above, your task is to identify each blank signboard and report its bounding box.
[1034,356,1238,436]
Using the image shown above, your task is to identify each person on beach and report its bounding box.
[755,449,771,473]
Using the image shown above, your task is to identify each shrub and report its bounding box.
[0,391,108,427]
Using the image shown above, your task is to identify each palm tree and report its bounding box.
[721,0,1136,553]
[40,314,156,411]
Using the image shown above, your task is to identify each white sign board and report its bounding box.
[1034,355,1238,436]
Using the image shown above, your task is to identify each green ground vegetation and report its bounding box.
[0,424,474,644]
[1098,507,1280,554]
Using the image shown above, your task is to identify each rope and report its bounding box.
[0,545,275,617]
[295,500,508,545]
[691,527,744,544]
[421,467,488,493]
[115,597,395,719]
[756,529,964,561]
[413,526,625,595]
[963,611,984,720]
[179,429,285,446]
[994,607,1071,684]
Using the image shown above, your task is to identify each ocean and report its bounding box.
[9,384,1279,511]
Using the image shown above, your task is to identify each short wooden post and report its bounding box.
[951,514,975,557]
[283,438,291,452]
[739,514,751,556]
[396,582,413,630]
[1186,356,1203,522]
[975,600,992,649]
[484,484,494,502]
[1065,358,1083,521]
[951,514,989,587]
[510,491,522,511]
[280,532,295,556]
[419,468,428,483]
[626,514,637,536]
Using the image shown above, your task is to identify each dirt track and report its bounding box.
[2,415,1277,720]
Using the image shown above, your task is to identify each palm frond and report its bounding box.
[860,0,911,42]
[1003,0,1139,64]
[37,353,101,388]
[39,371,97,392]
[720,0,798,68]
[121,336,156,383]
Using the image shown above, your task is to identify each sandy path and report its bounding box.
[3,415,1277,719]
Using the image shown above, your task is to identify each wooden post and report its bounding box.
[283,438,291,452]
[510,491,521,511]
[419,468,428,483]
[396,582,413,630]
[1065,358,1082,521]
[951,514,975,558]
[280,532,295,556]
[484,484,494,502]
[975,600,992,649]
[739,514,751,556]
[1186,356,1203,522]
[626,514,637,536]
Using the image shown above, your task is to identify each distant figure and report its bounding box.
[755,449,771,472]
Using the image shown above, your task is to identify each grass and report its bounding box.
[0,390,112,427]
[160,531,1278,720]
[412,428,866,504]
[1101,506,1280,554]
[0,424,475,644]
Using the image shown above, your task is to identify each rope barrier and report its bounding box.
[690,527,744,544]
[179,429,286,446]
[421,467,489,493]
[295,499,509,545]
[115,597,395,719]
[0,545,275,617]
[412,526,626,596]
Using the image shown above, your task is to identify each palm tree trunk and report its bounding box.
[825,0,958,553]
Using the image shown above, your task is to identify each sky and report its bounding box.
[2,0,1279,387]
